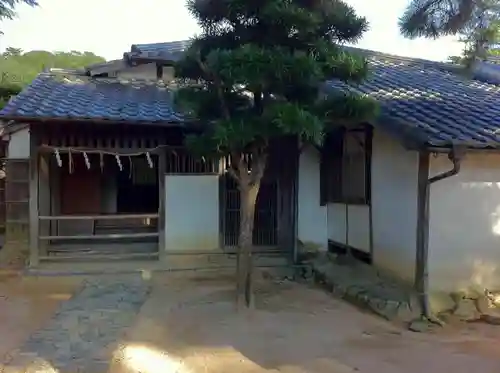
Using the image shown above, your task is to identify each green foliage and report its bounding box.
[178,0,380,306]
[399,0,500,65]
[0,82,20,109]
[0,49,105,89]
[0,48,105,108]
[447,20,500,65]
[316,92,379,126]
[176,0,378,162]
[0,97,8,109]
[398,0,496,38]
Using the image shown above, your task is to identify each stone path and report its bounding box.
[3,276,150,373]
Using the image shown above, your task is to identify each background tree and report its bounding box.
[3,46,21,56]
[0,49,105,108]
[175,0,378,308]
[399,0,500,65]
[0,80,19,109]
[447,23,500,65]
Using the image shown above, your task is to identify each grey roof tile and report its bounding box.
[327,50,500,148]
[125,40,191,64]
[0,71,183,124]
[122,41,500,148]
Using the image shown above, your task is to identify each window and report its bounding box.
[320,126,372,205]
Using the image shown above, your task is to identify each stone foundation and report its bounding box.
[437,289,500,324]
[301,250,500,327]
[303,252,421,323]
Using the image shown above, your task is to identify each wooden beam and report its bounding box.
[37,146,162,154]
[29,127,40,266]
[158,148,167,263]
[38,213,159,220]
[39,252,159,261]
[39,232,159,240]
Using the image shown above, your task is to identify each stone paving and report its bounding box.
[2,275,150,373]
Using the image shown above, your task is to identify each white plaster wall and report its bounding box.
[370,130,419,283]
[327,204,370,253]
[297,145,328,250]
[116,63,175,81]
[428,152,500,293]
[347,205,370,252]
[117,63,157,79]
[7,128,30,159]
[327,203,346,244]
[164,174,220,252]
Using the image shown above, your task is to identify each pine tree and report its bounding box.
[0,0,38,32]
[175,0,378,308]
[448,22,500,66]
[399,0,500,64]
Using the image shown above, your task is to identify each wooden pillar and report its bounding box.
[274,137,299,262]
[38,153,51,256]
[28,128,39,266]
[157,148,166,262]
[291,138,299,263]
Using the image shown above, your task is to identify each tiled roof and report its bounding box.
[0,71,183,124]
[5,46,500,149]
[124,40,190,64]
[120,41,500,147]
[327,50,500,148]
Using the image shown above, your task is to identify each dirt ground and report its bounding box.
[0,274,82,365]
[2,273,500,373]
[112,274,500,373]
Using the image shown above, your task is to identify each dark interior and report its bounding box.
[116,156,159,214]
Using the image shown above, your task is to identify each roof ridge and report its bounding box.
[123,41,464,77]
[45,67,87,75]
[35,71,167,86]
[130,40,191,53]
[344,46,461,73]
[125,39,458,70]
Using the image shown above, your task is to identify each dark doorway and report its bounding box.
[60,156,102,215]
[116,156,159,213]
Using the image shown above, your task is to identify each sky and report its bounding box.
[0,0,463,62]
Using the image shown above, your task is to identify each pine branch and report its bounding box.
[399,0,476,38]
[194,51,231,120]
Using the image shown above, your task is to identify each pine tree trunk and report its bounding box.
[236,183,259,309]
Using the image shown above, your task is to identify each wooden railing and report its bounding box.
[38,213,159,241]
[36,213,161,261]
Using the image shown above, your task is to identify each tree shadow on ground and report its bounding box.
[110,276,500,373]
